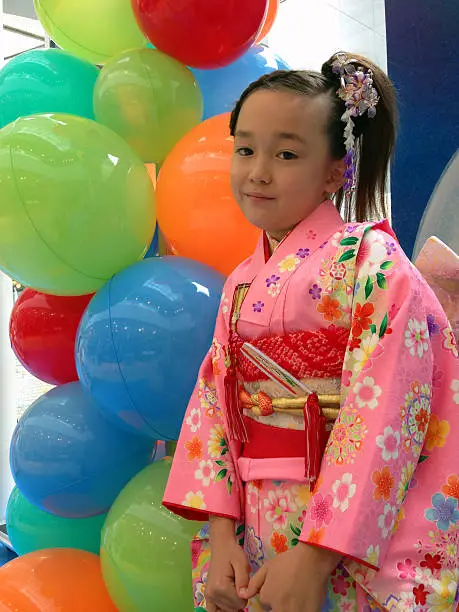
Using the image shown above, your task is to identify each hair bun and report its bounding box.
[322,52,367,83]
[321,58,338,85]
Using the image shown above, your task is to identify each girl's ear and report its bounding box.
[324,158,346,194]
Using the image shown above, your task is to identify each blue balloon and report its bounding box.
[191,45,289,120]
[0,48,99,129]
[76,256,224,441]
[0,546,16,568]
[10,382,154,519]
[144,224,160,258]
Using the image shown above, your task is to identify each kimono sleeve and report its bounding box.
[299,227,436,569]
[163,285,242,523]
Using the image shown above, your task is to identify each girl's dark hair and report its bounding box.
[229,52,398,223]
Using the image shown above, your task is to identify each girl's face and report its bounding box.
[231,89,345,240]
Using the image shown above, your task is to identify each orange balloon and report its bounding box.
[156,113,259,276]
[255,0,279,43]
[0,549,117,612]
[145,162,157,189]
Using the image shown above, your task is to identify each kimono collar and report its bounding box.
[246,199,344,281]
[238,200,345,330]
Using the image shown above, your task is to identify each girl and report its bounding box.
[164,52,459,611]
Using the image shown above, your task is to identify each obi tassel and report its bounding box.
[304,392,326,485]
[225,283,251,443]
[224,368,248,443]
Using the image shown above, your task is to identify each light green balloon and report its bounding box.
[6,487,107,556]
[33,0,147,65]
[0,113,155,295]
[101,458,202,611]
[94,48,203,164]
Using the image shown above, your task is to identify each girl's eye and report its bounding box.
[235,147,253,157]
[278,151,298,160]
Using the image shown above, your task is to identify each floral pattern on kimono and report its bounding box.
[300,225,459,611]
[162,298,243,521]
[163,200,459,612]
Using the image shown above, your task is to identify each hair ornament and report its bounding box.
[331,53,380,196]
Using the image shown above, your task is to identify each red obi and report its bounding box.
[241,416,330,460]
[230,325,349,382]
[225,326,347,484]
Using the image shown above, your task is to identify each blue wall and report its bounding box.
[385,0,459,256]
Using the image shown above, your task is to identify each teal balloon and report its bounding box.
[0,48,99,129]
[6,487,106,556]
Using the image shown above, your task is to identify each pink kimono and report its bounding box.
[163,200,459,611]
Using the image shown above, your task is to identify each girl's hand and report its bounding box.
[206,517,251,612]
[239,543,341,612]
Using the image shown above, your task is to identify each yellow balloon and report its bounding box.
[34,0,147,65]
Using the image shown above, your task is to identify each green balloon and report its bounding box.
[34,0,147,65]
[6,487,106,556]
[0,49,99,129]
[0,113,155,295]
[94,49,203,164]
[101,458,202,611]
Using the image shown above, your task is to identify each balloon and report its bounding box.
[101,458,201,611]
[255,0,279,43]
[132,0,268,69]
[413,150,459,259]
[0,549,117,611]
[6,487,106,556]
[145,162,157,188]
[94,48,203,164]
[144,225,159,258]
[33,0,147,65]
[191,45,289,120]
[157,113,260,275]
[0,547,15,570]
[0,113,155,295]
[157,230,169,256]
[0,49,99,130]
[414,237,459,345]
[10,382,154,518]
[76,257,224,440]
[10,289,93,385]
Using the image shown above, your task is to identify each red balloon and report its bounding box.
[10,289,93,386]
[132,0,268,68]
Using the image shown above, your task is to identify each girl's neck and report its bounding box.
[265,198,332,253]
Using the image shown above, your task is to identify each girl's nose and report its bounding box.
[248,157,272,185]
